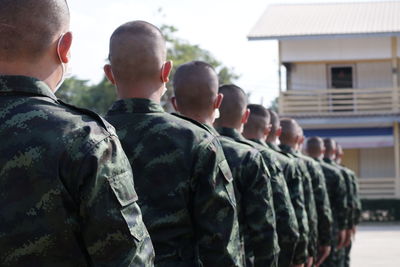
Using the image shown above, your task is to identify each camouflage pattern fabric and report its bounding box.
[0,75,154,266]
[297,153,333,247]
[267,142,310,266]
[279,145,318,260]
[216,127,301,267]
[201,125,278,267]
[313,158,348,267]
[106,99,242,267]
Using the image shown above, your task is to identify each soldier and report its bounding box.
[0,1,153,266]
[306,137,348,267]
[171,61,278,267]
[279,118,318,267]
[104,22,241,266]
[214,85,304,267]
[334,143,362,267]
[323,138,354,267]
[241,104,301,267]
[297,130,333,266]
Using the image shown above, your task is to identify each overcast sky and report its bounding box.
[67,0,382,106]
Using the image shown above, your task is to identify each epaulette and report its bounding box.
[57,99,115,134]
[171,113,212,134]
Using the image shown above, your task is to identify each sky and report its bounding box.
[67,0,383,106]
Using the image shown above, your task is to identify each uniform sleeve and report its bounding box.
[311,163,333,246]
[74,135,154,266]
[334,171,348,231]
[351,172,362,225]
[192,139,242,266]
[267,159,299,266]
[283,162,309,265]
[341,169,355,229]
[242,154,279,267]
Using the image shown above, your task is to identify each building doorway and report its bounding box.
[328,64,356,112]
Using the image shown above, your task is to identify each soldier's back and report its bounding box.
[0,76,153,266]
[106,98,240,267]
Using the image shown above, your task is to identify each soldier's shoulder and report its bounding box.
[320,161,342,176]
[219,136,261,158]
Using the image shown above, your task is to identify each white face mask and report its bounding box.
[214,108,220,119]
[160,63,168,97]
[54,34,72,92]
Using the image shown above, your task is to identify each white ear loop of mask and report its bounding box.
[54,34,72,92]
[214,108,220,119]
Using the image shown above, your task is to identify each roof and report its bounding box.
[248,1,400,41]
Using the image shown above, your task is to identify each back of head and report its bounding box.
[0,0,70,63]
[243,104,270,139]
[306,136,324,158]
[108,21,166,86]
[279,118,300,146]
[336,143,343,163]
[267,109,280,139]
[324,138,336,158]
[215,84,248,128]
[173,61,218,115]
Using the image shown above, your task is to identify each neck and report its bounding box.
[214,121,242,132]
[117,82,163,103]
[242,131,263,141]
[181,110,214,126]
[0,60,59,91]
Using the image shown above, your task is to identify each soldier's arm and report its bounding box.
[242,154,279,267]
[192,139,241,266]
[341,170,355,229]
[72,135,154,266]
[268,160,299,266]
[284,163,309,265]
[334,171,348,231]
[311,163,333,247]
[352,172,362,225]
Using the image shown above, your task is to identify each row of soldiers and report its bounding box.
[0,1,361,266]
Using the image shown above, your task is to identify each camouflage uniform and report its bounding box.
[313,158,348,267]
[201,125,278,267]
[106,99,242,267]
[216,128,300,267]
[297,153,333,249]
[0,76,154,266]
[279,145,318,262]
[327,160,362,267]
[267,142,309,266]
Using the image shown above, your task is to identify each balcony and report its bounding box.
[279,87,400,117]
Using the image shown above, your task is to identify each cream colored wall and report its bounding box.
[281,37,391,62]
[359,147,395,178]
[342,149,360,176]
[288,61,393,90]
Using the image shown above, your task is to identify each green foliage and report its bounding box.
[56,24,239,114]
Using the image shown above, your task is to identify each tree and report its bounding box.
[56,24,239,114]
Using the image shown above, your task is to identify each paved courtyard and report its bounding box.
[351,224,400,267]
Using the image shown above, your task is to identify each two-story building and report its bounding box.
[248,1,400,200]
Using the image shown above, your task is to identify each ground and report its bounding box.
[351,224,400,266]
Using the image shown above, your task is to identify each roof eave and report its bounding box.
[248,31,400,41]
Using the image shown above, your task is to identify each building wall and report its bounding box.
[342,148,360,176]
[281,37,392,62]
[289,61,393,90]
[359,147,395,178]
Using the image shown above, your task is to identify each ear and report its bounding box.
[264,124,271,137]
[161,60,173,83]
[104,64,116,85]
[214,93,224,109]
[57,31,73,63]
[171,96,179,112]
[276,127,282,137]
[241,109,250,124]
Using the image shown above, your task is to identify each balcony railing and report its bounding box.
[279,87,400,116]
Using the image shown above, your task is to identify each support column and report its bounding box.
[394,122,400,198]
[391,37,399,112]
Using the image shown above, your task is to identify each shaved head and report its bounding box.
[306,136,324,158]
[0,0,70,62]
[324,138,337,158]
[336,143,344,164]
[268,109,280,136]
[279,118,300,146]
[173,61,218,114]
[109,21,166,85]
[243,104,270,139]
[216,84,248,127]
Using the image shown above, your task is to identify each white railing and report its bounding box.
[358,177,396,199]
[279,87,400,116]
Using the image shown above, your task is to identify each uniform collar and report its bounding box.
[323,158,335,164]
[249,138,268,147]
[216,127,245,141]
[279,144,297,155]
[267,142,282,152]
[0,75,57,101]
[202,123,220,137]
[107,98,164,115]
